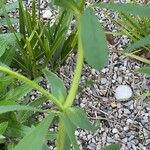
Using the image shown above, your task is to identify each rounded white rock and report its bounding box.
[42,10,52,19]
[115,85,133,101]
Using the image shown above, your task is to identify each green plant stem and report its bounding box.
[56,122,66,150]
[0,66,63,110]
[64,31,84,108]
[125,53,150,64]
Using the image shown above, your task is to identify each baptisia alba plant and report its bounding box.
[0,0,150,150]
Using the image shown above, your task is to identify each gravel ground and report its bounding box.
[5,0,150,150]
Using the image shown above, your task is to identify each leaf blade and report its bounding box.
[66,107,98,131]
[80,8,108,70]
[102,144,120,150]
[93,3,150,18]
[137,67,150,75]
[43,69,67,103]
[0,105,42,114]
[14,112,55,150]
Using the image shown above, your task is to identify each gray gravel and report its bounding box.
[5,0,150,150]
[58,1,150,150]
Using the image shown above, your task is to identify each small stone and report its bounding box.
[107,137,114,143]
[101,78,108,85]
[131,144,137,150]
[117,76,123,84]
[112,128,118,133]
[126,119,133,125]
[122,137,128,143]
[91,69,96,75]
[124,108,131,114]
[129,104,134,110]
[111,101,117,108]
[123,126,129,131]
[115,85,133,101]
[128,135,135,141]
[43,10,52,19]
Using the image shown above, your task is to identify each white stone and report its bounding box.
[101,78,108,85]
[123,126,129,131]
[115,85,133,101]
[42,10,52,19]
[112,128,118,134]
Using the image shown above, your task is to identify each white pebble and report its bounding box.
[101,78,108,85]
[123,126,129,131]
[115,85,133,101]
[112,128,118,134]
[42,10,52,19]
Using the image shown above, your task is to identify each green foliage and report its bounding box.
[102,144,120,150]
[0,122,8,135]
[80,8,108,70]
[137,67,150,75]
[65,107,98,131]
[93,3,150,18]
[43,69,67,103]
[14,113,55,150]
[99,2,150,75]
[1,0,76,79]
[0,1,19,65]
[2,0,150,150]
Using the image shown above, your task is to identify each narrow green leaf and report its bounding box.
[56,122,71,150]
[17,96,47,122]
[0,105,42,114]
[0,122,8,134]
[43,69,67,103]
[66,107,97,131]
[14,112,55,150]
[18,0,26,35]
[80,8,108,70]
[125,35,150,52]
[93,3,150,18]
[102,144,120,150]
[137,67,150,75]
[3,83,32,102]
[54,0,79,14]
[60,113,79,150]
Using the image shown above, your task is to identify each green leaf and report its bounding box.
[125,35,150,52]
[60,113,79,150]
[14,112,55,150]
[137,67,150,75]
[43,69,67,103]
[66,107,97,131]
[0,134,5,143]
[0,33,21,57]
[102,144,120,150]
[0,46,16,66]
[0,105,42,114]
[3,84,32,102]
[56,122,71,150]
[0,1,19,15]
[80,8,108,70]
[6,121,33,138]
[0,18,19,26]
[93,3,150,18]
[53,0,79,13]
[0,122,8,134]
